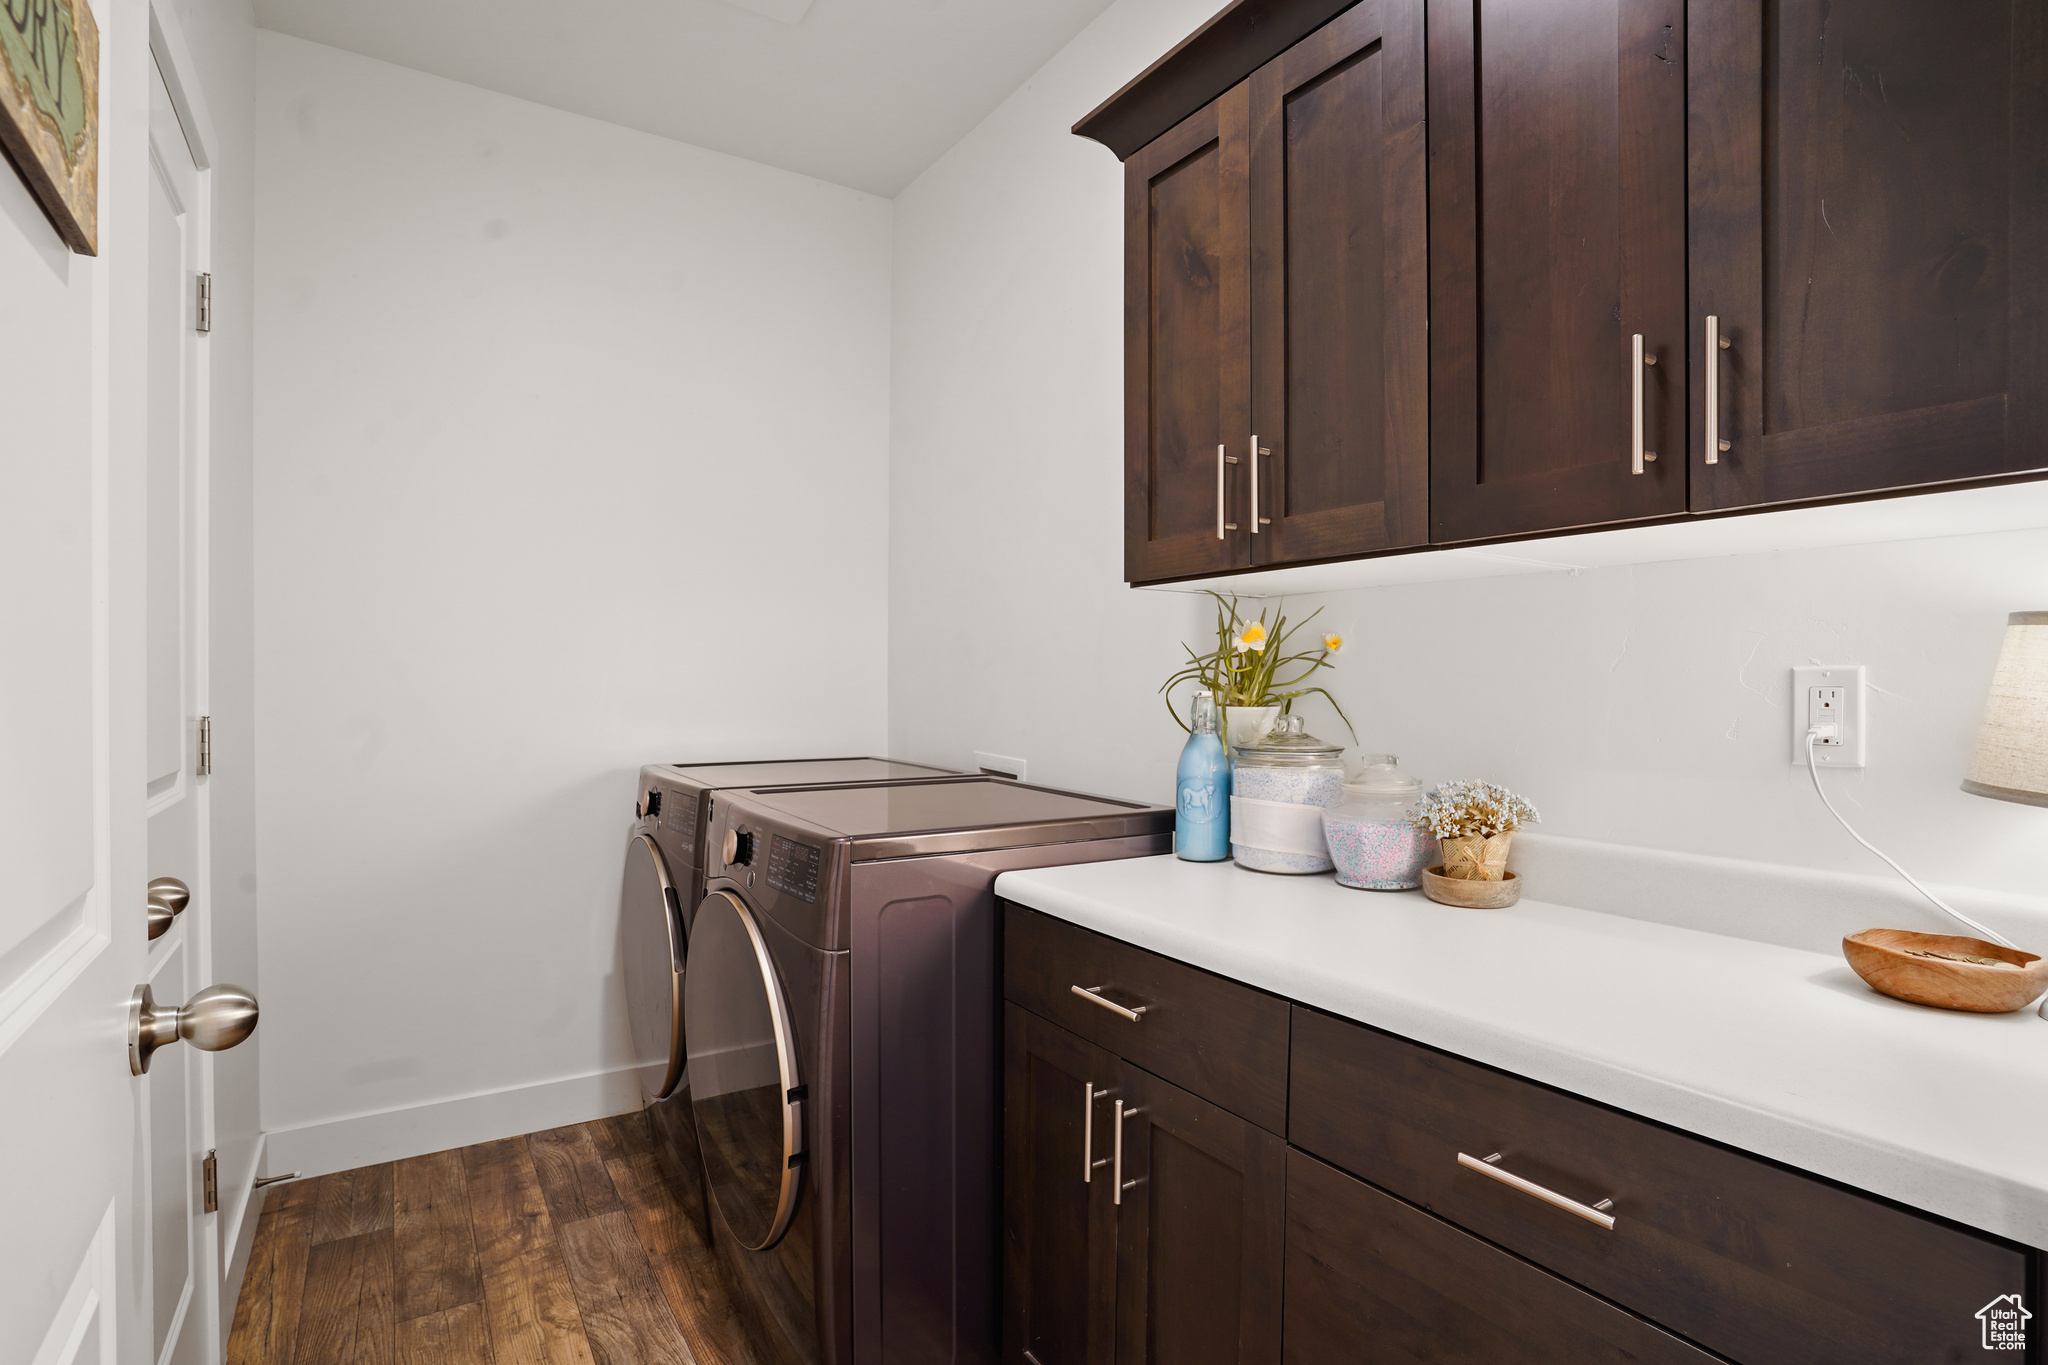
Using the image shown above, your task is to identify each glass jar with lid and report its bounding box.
[1322,754,1437,890]
[1230,715,1346,874]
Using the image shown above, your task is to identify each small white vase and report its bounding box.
[1224,705,1282,753]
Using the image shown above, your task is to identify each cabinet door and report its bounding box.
[1245,0,1429,565]
[1124,91,1253,583]
[1428,0,1688,542]
[1002,1004,1118,1365]
[1110,1061,1284,1365]
[1284,1151,1718,1365]
[1689,0,2048,509]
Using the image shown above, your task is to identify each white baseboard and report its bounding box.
[263,1064,645,1179]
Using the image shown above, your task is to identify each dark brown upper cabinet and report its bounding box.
[1248,0,1429,565]
[1427,0,1689,543]
[1122,93,1253,584]
[1688,0,2048,510]
[1107,0,1427,583]
[1089,0,2048,581]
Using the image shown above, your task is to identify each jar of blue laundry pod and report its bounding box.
[1230,716,1345,874]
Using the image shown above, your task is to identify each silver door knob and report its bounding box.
[129,982,259,1075]
[146,876,191,941]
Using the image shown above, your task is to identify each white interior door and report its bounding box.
[144,54,219,1365]
[1,3,148,1364]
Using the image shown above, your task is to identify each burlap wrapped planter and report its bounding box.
[1437,831,1514,881]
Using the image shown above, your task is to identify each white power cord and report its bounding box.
[1804,727,2016,949]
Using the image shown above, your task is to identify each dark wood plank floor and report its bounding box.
[228,1114,763,1365]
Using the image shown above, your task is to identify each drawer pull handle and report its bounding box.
[1071,984,1147,1022]
[1082,1084,1109,1183]
[1457,1151,1616,1231]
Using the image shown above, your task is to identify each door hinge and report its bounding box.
[202,1149,218,1213]
[197,716,212,777]
[196,272,212,334]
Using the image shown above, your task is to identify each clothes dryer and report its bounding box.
[685,778,1173,1365]
[622,759,959,1233]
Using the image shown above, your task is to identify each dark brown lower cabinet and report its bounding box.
[1002,1004,1118,1365]
[1111,1063,1285,1365]
[1284,1150,1717,1364]
[1288,1005,2029,1365]
[1001,1004,1285,1365]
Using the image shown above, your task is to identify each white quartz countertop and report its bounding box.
[993,854,2048,1249]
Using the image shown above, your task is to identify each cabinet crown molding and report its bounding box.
[1071,0,1361,159]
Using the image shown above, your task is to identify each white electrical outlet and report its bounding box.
[1790,665,1867,768]
[973,750,1027,782]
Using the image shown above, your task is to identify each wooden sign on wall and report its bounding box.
[1,0,100,255]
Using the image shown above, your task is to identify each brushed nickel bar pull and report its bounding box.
[1705,316,1731,464]
[1071,984,1146,1022]
[1458,1151,1616,1230]
[1631,334,1657,474]
[1114,1100,1143,1205]
[1214,446,1241,538]
[1250,436,1270,531]
[1082,1084,1109,1182]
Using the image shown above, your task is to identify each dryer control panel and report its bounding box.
[766,835,822,903]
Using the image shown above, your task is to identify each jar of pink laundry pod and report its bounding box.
[1322,755,1437,890]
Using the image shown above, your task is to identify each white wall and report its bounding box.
[889,0,2048,902]
[253,34,892,1168]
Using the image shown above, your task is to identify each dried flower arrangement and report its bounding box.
[1410,781,1540,882]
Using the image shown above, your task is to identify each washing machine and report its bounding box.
[684,777,1174,1365]
[622,759,961,1233]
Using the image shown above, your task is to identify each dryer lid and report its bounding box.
[740,777,1172,860]
[660,757,957,790]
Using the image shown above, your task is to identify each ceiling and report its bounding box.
[252,0,1121,197]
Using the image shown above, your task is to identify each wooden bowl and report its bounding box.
[1842,928,2048,1013]
[1421,866,1521,909]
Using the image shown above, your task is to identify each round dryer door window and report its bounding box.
[621,834,686,1101]
[684,889,804,1251]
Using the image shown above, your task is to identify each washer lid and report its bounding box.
[621,834,686,1102]
[685,890,805,1252]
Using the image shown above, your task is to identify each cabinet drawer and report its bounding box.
[1003,907,1289,1131]
[1285,1150,1716,1365]
[1290,1008,2030,1365]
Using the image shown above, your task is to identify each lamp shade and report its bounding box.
[1962,611,2048,807]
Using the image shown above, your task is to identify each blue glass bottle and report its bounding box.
[1176,692,1231,861]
